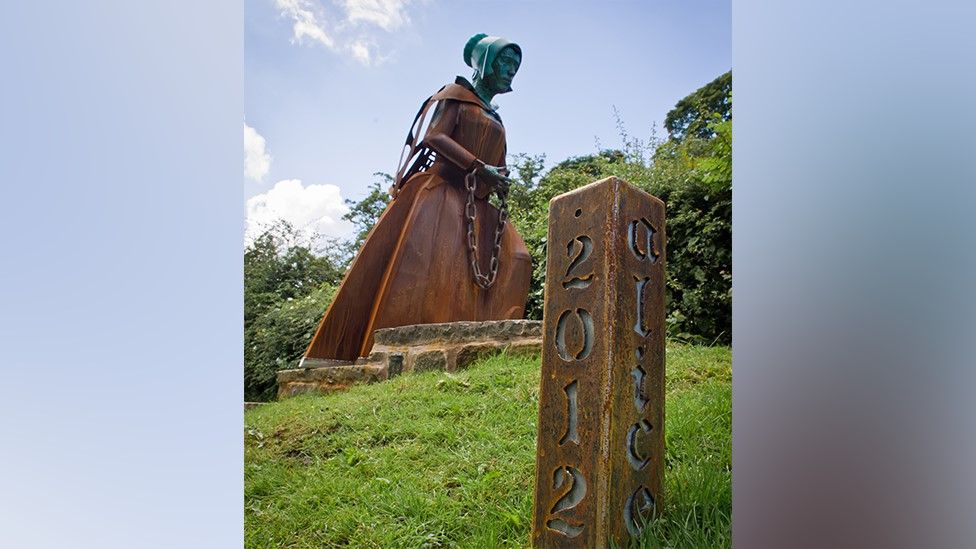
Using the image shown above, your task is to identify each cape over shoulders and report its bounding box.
[431,78,492,110]
[429,77,504,125]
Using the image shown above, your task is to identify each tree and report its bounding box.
[507,72,732,343]
[693,115,731,191]
[244,221,343,322]
[505,152,546,214]
[244,221,345,400]
[664,71,731,142]
[245,284,337,401]
[342,172,393,251]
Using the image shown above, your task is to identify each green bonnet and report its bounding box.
[463,33,522,81]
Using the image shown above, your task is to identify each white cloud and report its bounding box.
[245,179,354,246]
[341,0,413,31]
[273,0,421,66]
[244,124,272,182]
[275,0,335,48]
[348,39,373,65]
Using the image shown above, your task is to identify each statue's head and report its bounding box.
[464,34,522,95]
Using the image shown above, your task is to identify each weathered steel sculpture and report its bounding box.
[532,177,666,547]
[303,34,532,361]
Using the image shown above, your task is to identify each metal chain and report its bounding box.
[464,167,509,289]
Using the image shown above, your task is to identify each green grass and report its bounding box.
[244,343,731,548]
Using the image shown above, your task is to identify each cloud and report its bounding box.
[274,0,335,48]
[245,179,354,246]
[348,39,373,65]
[273,0,420,66]
[244,123,272,182]
[341,0,413,31]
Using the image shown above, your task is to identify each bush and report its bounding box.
[650,179,731,343]
[508,92,731,344]
[244,284,337,401]
[244,221,345,401]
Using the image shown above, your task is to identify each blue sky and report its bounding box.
[244,0,730,244]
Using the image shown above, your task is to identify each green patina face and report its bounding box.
[474,46,522,106]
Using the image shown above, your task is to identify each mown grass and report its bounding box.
[244,343,730,548]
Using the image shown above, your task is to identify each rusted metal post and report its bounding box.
[531,177,666,547]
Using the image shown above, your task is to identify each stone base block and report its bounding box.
[371,319,542,374]
[276,363,386,400]
[275,320,542,400]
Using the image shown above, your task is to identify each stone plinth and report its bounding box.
[276,362,387,400]
[276,320,542,399]
[370,319,542,374]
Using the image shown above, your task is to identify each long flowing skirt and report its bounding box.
[304,172,532,360]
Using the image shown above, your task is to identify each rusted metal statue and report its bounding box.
[304,34,532,361]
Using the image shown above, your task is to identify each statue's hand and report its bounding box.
[477,163,514,192]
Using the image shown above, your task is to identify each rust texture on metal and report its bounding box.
[531,177,666,547]
[302,76,531,361]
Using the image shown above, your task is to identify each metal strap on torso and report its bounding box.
[392,85,447,197]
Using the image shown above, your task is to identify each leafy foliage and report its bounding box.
[648,108,732,342]
[245,284,337,402]
[508,74,732,343]
[244,221,346,401]
[506,152,546,214]
[243,175,396,402]
[664,71,731,142]
[649,160,731,343]
[342,172,393,252]
[693,116,732,191]
[244,221,343,321]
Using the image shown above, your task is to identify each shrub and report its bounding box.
[244,284,337,401]
[508,99,731,343]
[244,221,345,401]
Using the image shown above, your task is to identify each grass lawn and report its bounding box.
[244,343,731,548]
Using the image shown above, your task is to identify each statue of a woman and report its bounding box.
[304,34,532,361]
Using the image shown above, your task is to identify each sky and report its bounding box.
[244,0,731,245]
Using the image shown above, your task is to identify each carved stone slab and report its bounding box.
[531,177,666,547]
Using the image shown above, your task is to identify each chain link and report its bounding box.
[465,167,509,289]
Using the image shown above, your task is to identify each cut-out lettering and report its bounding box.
[562,235,593,289]
[628,218,659,263]
[624,486,655,538]
[546,518,584,538]
[632,347,649,412]
[626,420,654,471]
[633,276,651,337]
[546,466,587,538]
[555,308,594,361]
[559,380,580,445]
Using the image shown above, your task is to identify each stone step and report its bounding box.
[276,363,386,400]
[275,320,543,400]
[373,319,541,346]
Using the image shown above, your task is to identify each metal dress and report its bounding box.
[304,80,532,360]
